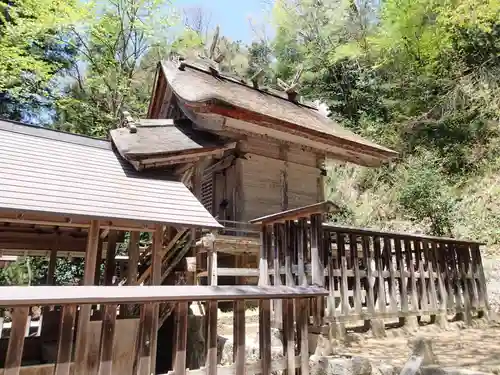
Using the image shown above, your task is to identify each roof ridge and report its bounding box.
[0,118,110,150]
[176,60,319,111]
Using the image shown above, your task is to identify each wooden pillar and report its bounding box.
[280,144,289,211]
[103,231,118,286]
[206,240,218,375]
[125,231,141,317]
[43,245,58,315]
[94,239,104,286]
[272,223,283,329]
[150,225,163,374]
[190,161,204,286]
[74,220,100,375]
[259,225,271,375]
[47,248,58,286]
[310,214,324,326]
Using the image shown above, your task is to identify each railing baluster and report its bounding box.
[284,221,296,375]
[449,244,463,317]
[350,234,362,315]
[259,223,272,375]
[97,304,118,375]
[373,236,386,314]
[173,302,189,375]
[234,299,246,375]
[405,240,419,312]
[384,237,398,312]
[310,213,323,326]
[423,241,438,313]
[54,305,77,375]
[259,298,272,375]
[433,242,448,323]
[394,238,408,317]
[272,223,283,328]
[458,245,473,324]
[4,307,29,375]
[362,236,375,319]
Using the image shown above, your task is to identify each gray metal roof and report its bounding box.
[0,119,221,229]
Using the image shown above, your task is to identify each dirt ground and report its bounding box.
[215,309,500,374]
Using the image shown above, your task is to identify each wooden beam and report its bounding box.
[0,212,155,232]
[0,285,329,306]
[135,142,237,167]
[0,233,87,252]
[249,201,339,225]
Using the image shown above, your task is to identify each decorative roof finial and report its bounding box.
[121,111,137,134]
[277,64,303,102]
[201,25,225,76]
[250,69,265,89]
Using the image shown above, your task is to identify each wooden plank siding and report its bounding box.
[239,153,322,221]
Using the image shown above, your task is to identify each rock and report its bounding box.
[404,316,419,332]
[314,333,335,356]
[218,328,284,366]
[310,356,372,375]
[408,337,438,365]
[374,363,398,375]
[370,319,386,338]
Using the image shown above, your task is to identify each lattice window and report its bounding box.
[201,172,214,214]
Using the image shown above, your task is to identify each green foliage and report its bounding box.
[0,0,82,122]
[54,0,175,136]
[271,0,500,242]
[0,257,48,286]
[53,258,84,285]
[395,153,455,236]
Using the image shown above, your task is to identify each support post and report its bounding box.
[125,231,141,317]
[150,225,163,374]
[74,220,100,375]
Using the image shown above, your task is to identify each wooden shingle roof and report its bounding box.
[148,60,398,166]
[0,119,221,229]
[110,118,236,170]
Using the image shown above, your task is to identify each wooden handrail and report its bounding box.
[0,285,328,306]
[249,201,339,225]
[322,223,484,245]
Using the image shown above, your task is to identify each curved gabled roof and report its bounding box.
[148,59,397,167]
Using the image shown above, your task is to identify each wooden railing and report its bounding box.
[249,201,489,330]
[321,224,489,325]
[216,220,260,238]
[0,284,327,375]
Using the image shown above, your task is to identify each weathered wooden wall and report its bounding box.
[237,136,323,221]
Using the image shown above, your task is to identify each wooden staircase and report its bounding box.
[120,227,195,328]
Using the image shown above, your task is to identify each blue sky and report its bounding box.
[174,0,273,43]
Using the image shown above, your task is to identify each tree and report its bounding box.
[0,0,81,123]
[182,5,212,41]
[55,0,174,137]
[268,0,500,238]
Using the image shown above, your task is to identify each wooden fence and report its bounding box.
[0,284,327,375]
[252,209,489,330]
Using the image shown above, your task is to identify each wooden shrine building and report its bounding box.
[110,58,399,282]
